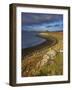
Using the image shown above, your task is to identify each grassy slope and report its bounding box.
[22,31,63,77]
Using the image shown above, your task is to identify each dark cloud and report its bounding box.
[21,12,63,25]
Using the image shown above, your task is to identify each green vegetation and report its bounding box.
[40,53,63,76]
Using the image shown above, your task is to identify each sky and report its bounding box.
[21,12,63,32]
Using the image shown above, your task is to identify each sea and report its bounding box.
[22,31,46,49]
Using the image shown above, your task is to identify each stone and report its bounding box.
[43,55,49,60]
[60,49,63,53]
[46,49,57,59]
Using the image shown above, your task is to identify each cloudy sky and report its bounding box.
[21,12,63,31]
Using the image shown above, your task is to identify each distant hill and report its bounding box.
[22,29,63,33]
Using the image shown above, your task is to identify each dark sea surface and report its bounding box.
[22,31,46,49]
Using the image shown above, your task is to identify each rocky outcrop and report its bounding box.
[36,48,57,67]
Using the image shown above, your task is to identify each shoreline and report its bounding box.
[22,31,63,77]
[22,35,57,59]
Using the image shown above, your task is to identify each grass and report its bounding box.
[22,31,63,77]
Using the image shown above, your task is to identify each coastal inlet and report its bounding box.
[22,31,63,77]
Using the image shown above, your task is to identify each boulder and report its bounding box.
[46,49,57,59]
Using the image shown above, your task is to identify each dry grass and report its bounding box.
[22,31,63,77]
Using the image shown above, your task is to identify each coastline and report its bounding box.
[22,31,63,77]
[22,33,57,59]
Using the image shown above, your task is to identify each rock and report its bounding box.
[40,54,50,67]
[46,49,57,59]
[36,61,41,68]
[60,49,63,53]
[38,48,57,67]
[40,58,48,67]
[43,55,49,60]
